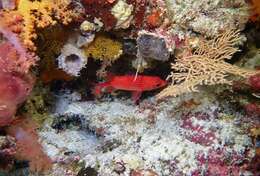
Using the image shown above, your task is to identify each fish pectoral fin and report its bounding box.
[131,91,142,103]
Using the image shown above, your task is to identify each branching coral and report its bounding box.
[17,0,83,50]
[157,30,259,99]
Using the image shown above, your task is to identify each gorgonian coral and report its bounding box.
[157,30,259,99]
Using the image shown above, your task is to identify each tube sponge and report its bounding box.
[57,44,88,76]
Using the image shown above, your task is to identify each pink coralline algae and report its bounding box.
[181,113,216,146]
[196,148,242,176]
[179,112,252,175]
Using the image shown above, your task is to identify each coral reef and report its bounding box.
[157,30,258,99]
[250,0,260,21]
[82,0,118,30]
[0,0,259,175]
[166,0,250,37]
[22,84,53,125]
[17,0,83,50]
[40,92,257,175]
[111,0,134,29]
[6,117,52,172]
[36,25,74,83]
[84,35,123,62]
[57,44,88,76]
[0,0,16,10]
[0,13,37,74]
[0,135,16,171]
[0,71,33,126]
[249,73,260,90]
[137,31,170,62]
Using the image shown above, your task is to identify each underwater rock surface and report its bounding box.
[39,92,256,175]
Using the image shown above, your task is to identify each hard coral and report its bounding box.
[165,0,250,37]
[111,0,134,29]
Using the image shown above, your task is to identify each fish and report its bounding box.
[93,74,167,103]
